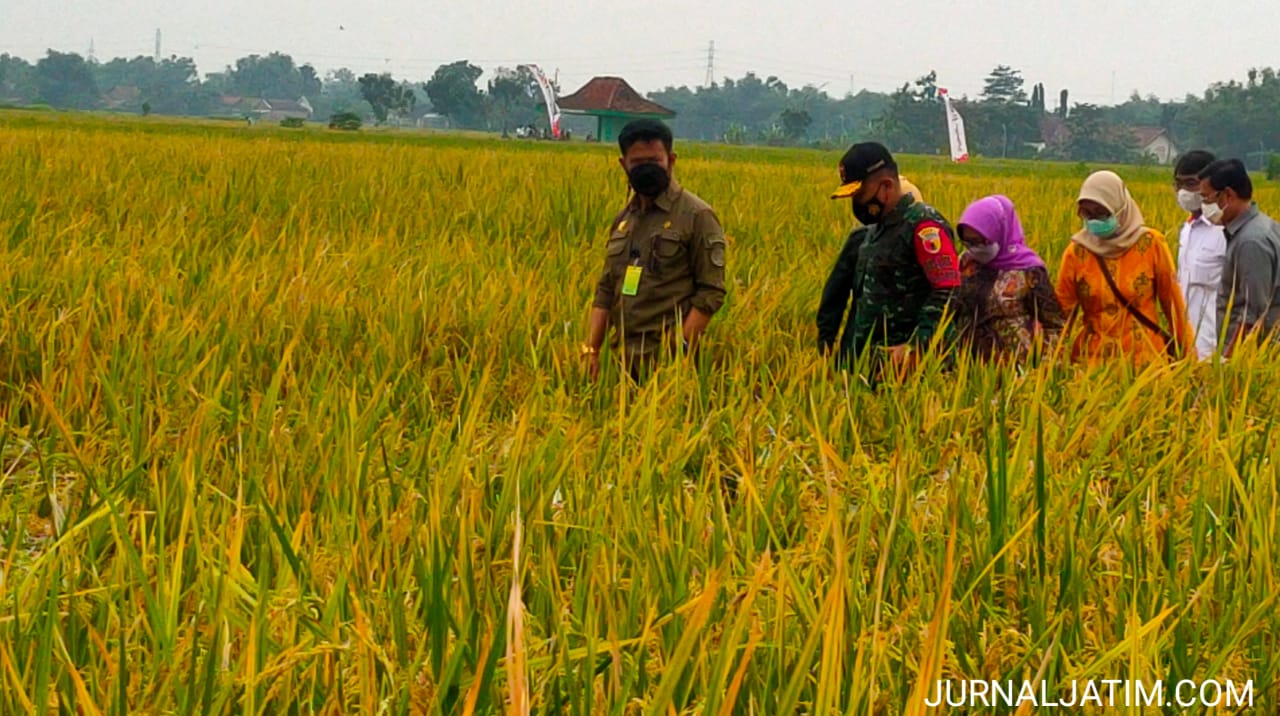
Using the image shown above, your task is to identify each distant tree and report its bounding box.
[1181,67,1280,166]
[102,55,212,115]
[867,70,944,154]
[35,50,99,109]
[487,66,535,135]
[779,107,812,143]
[313,68,372,120]
[357,72,415,123]
[1058,89,1069,118]
[0,53,36,102]
[981,65,1027,104]
[1047,103,1140,162]
[299,64,322,99]
[228,52,308,98]
[425,60,484,129]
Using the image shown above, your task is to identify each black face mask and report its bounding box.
[852,191,885,226]
[628,162,670,198]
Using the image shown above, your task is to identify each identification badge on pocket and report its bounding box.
[622,265,642,296]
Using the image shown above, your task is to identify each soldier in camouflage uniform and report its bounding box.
[817,177,925,357]
[583,119,728,383]
[826,143,962,375]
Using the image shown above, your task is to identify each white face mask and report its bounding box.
[1202,200,1225,225]
[1177,189,1202,213]
[965,243,1000,264]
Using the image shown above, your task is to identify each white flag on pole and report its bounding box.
[938,88,969,162]
[522,64,562,138]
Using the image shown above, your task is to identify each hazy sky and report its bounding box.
[5,0,1280,104]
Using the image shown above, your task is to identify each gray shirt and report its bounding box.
[1218,203,1280,351]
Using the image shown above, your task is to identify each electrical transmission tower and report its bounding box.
[704,41,715,88]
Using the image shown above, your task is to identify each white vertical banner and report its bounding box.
[523,64,562,138]
[938,87,969,162]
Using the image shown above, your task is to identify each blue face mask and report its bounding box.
[1086,216,1119,239]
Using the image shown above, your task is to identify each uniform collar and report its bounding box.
[1225,202,1261,240]
[629,178,683,213]
[877,194,917,228]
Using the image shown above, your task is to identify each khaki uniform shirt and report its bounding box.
[593,180,727,351]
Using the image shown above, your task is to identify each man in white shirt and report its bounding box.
[1173,150,1227,360]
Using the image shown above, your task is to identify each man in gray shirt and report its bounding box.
[1198,158,1280,356]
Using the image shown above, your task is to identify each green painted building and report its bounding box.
[556,76,676,143]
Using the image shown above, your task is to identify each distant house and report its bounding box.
[1132,126,1179,164]
[416,113,449,130]
[1033,115,1071,154]
[264,97,313,122]
[557,76,676,143]
[217,95,312,121]
[103,85,141,110]
[219,95,269,117]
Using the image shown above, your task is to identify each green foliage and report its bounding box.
[868,71,946,155]
[424,60,485,129]
[486,65,548,134]
[981,65,1028,104]
[779,107,812,143]
[1184,68,1280,167]
[0,53,36,103]
[1267,154,1280,181]
[1045,103,1140,163]
[281,116,305,128]
[650,73,889,145]
[357,72,416,124]
[34,50,99,110]
[227,51,320,100]
[327,111,361,131]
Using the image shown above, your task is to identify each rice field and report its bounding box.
[0,110,1277,714]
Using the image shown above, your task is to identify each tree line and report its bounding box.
[652,65,1280,168]
[0,51,549,132]
[3,49,1279,167]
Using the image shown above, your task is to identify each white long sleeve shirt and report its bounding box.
[1177,214,1227,360]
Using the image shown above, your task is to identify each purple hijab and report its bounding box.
[957,195,1046,272]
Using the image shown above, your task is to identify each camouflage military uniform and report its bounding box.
[838,194,962,367]
[817,226,870,356]
[593,179,727,378]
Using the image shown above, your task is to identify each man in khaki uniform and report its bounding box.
[583,119,727,382]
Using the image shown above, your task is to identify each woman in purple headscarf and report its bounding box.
[954,195,1066,362]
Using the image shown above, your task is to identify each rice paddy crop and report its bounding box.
[0,111,1276,714]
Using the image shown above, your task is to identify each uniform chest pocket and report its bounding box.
[653,232,686,259]
[605,237,630,279]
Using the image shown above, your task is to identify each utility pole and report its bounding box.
[88,38,96,63]
[704,41,715,88]
[155,29,162,61]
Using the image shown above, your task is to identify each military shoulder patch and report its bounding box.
[912,221,960,289]
[917,225,943,254]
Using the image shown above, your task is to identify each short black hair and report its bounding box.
[618,119,673,154]
[1174,150,1215,177]
[1199,158,1253,199]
